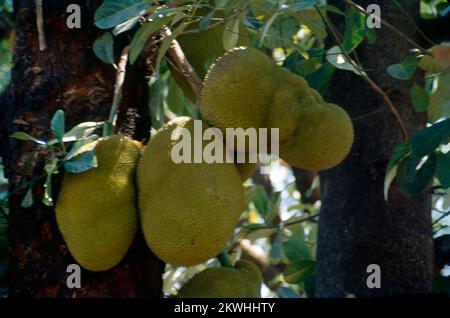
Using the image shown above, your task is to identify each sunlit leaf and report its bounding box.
[95,0,153,29]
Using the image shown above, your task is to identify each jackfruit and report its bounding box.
[137,117,244,267]
[201,47,354,171]
[280,103,354,171]
[171,9,251,102]
[201,47,276,131]
[56,135,139,272]
[177,259,262,298]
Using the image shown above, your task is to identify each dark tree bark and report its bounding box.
[315,0,434,297]
[0,0,164,297]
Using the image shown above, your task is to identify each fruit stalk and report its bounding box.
[104,46,129,137]
[217,251,233,268]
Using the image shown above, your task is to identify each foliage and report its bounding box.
[11,111,104,207]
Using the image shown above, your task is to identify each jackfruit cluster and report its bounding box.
[177,260,262,298]
[56,135,139,272]
[200,47,354,171]
[137,117,245,266]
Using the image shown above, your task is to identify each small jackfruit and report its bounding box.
[280,103,354,171]
[171,9,251,102]
[56,135,139,272]
[177,260,262,298]
[137,117,244,267]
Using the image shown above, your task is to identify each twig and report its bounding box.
[341,0,430,56]
[391,0,435,47]
[315,5,409,140]
[35,0,47,51]
[163,28,203,106]
[104,46,130,136]
[240,213,320,231]
[181,7,247,36]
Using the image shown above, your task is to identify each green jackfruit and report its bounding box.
[56,135,139,272]
[137,117,244,266]
[171,9,251,102]
[177,260,262,298]
[201,47,276,132]
[280,103,354,171]
[201,47,354,171]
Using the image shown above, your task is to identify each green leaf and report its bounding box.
[288,0,316,12]
[436,152,450,189]
[63,122,103,142]
[326,46,361,75]
[65,135,98,160]
[266,191,281,224]
[223,17,240,51]
[410,83,429,112]
[252,186,269,218]
[305,62,336,95]
[342,8,367,51]
[387,56,418,80]
[366,27,377,44]
[384,141,411,200]
[283,237,313,263]
[410,118,450,161]
[277,287,299,298]
[399,152,437,194]
[284,260,315,284]
[64,151,98,173]
[42,158,59,207]
[93,32,115,64]
[129,10,175,65]
[20,187,33,208]
[270,231,283,262]
[51,110,65,143]
[95,0,153,29]
[428,73,450,123]
[199,10,215,29]
[10,132,46,145]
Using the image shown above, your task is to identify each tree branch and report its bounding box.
[163,28,203,106]
[315,4,409,140]
[104,46,130,136]
[342,0,431,56]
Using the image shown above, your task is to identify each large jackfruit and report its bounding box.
[177,260,262,298]
[280,102,354,171]
[56,135,139,272]
[201,47,354,171]
[171,9,251,102]
[201,48,276,132]
[137,117,244,267]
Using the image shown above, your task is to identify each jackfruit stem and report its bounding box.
[104,46,129,137]
[217,251,233,268]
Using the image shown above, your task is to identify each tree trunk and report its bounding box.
[315,0,434,297]
[0,0,164,297]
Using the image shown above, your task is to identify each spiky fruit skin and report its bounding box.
[56,135,139,272]
[171,10,251,102]
[201,47,354,171]
[201,48,276,131]
[280,103,354,171]
[137,117,244,267]
[177,260,262,298]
